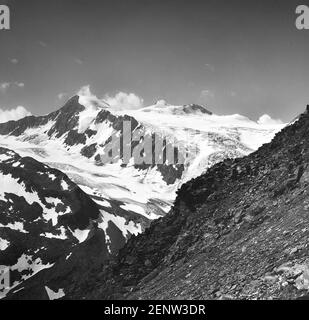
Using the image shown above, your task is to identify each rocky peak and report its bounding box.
[183,104,212,115]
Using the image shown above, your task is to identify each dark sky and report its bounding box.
[0,0,309,121]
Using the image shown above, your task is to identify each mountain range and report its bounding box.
[65,106,309,300]
[0,91,285,299]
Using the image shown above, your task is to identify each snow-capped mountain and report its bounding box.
[116,100,285,183]
[63,106,309,300]
[0,95,178,251]
[0,89,286,299]
[0,93,285,254]
[0,147,108,299]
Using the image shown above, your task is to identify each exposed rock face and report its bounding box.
[64,108,309,300]
[0,147,108,299]
[183,104,212,115]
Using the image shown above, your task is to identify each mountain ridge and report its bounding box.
[0,95,283,255]
[63,107,309,300]
[0,146,109,299]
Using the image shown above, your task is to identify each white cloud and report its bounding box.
[257,114,283,126]
[15,82,24,88]
[10,58,19,64]
[154,99,168,108]
[200,89,215,99]
[0,82,24,93]
[200,89,215,105]
[38,41,47,48]
[78,85,92,97]
[0,106,31,123]
[76,86,144,111]
[77,85,108,109]
[0,82,11,93]
[104,92,144,111]
[204,64,215,72]
[74,58,83,65]
[57,92,67,100]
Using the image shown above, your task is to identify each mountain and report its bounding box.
[137,100,212,115]
[0,94,283,256]
[116,101,284,182]
[62,106,309,300]
[0,147,108,299]
[0,92,286,299]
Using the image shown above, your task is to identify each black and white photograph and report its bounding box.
[1,0,309,307]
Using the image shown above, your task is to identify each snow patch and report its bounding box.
[0,238,9,251]
[69,228,90,243]
[60,179,69,191]
[45,286,65,300]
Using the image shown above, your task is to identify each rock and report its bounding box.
[144,259,153,267]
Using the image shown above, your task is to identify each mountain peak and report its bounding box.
[183,104,212,115]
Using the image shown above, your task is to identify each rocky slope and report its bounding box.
[0,147,108,299]
[63,106,309,300]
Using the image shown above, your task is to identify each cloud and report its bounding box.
[78,85,92,97]
[154,99,168,108]
[204,64,215,72]
[77,85,108,109]
[200,89,215,103]
[15,82,24,88]
[104,92,144,111]
[257,114,283,126]
[76,85,144,111]
[200,89,214,98]
[10,58,18,64]
[0,106,31,123]
[0,82,11,93]
[38,41,47,48]
[0,82,24,93]
[74,58,83,65]
[57,92,67,100]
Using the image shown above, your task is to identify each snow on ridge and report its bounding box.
[0,172,42,205]
[40,226,67,240]
[120,203,158,220]
[98,210,142,252]
[69,227,91,243]
[60,179,69,191]
[0,221,28,233]
[0,153,11,162]
[77,86,110,133]
[45,286,65,300]
[0,254,55,298]
[0,172,70,227]
[77,104,100,133]
[0,238,10,251]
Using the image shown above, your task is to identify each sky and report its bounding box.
[0,0,309,122]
